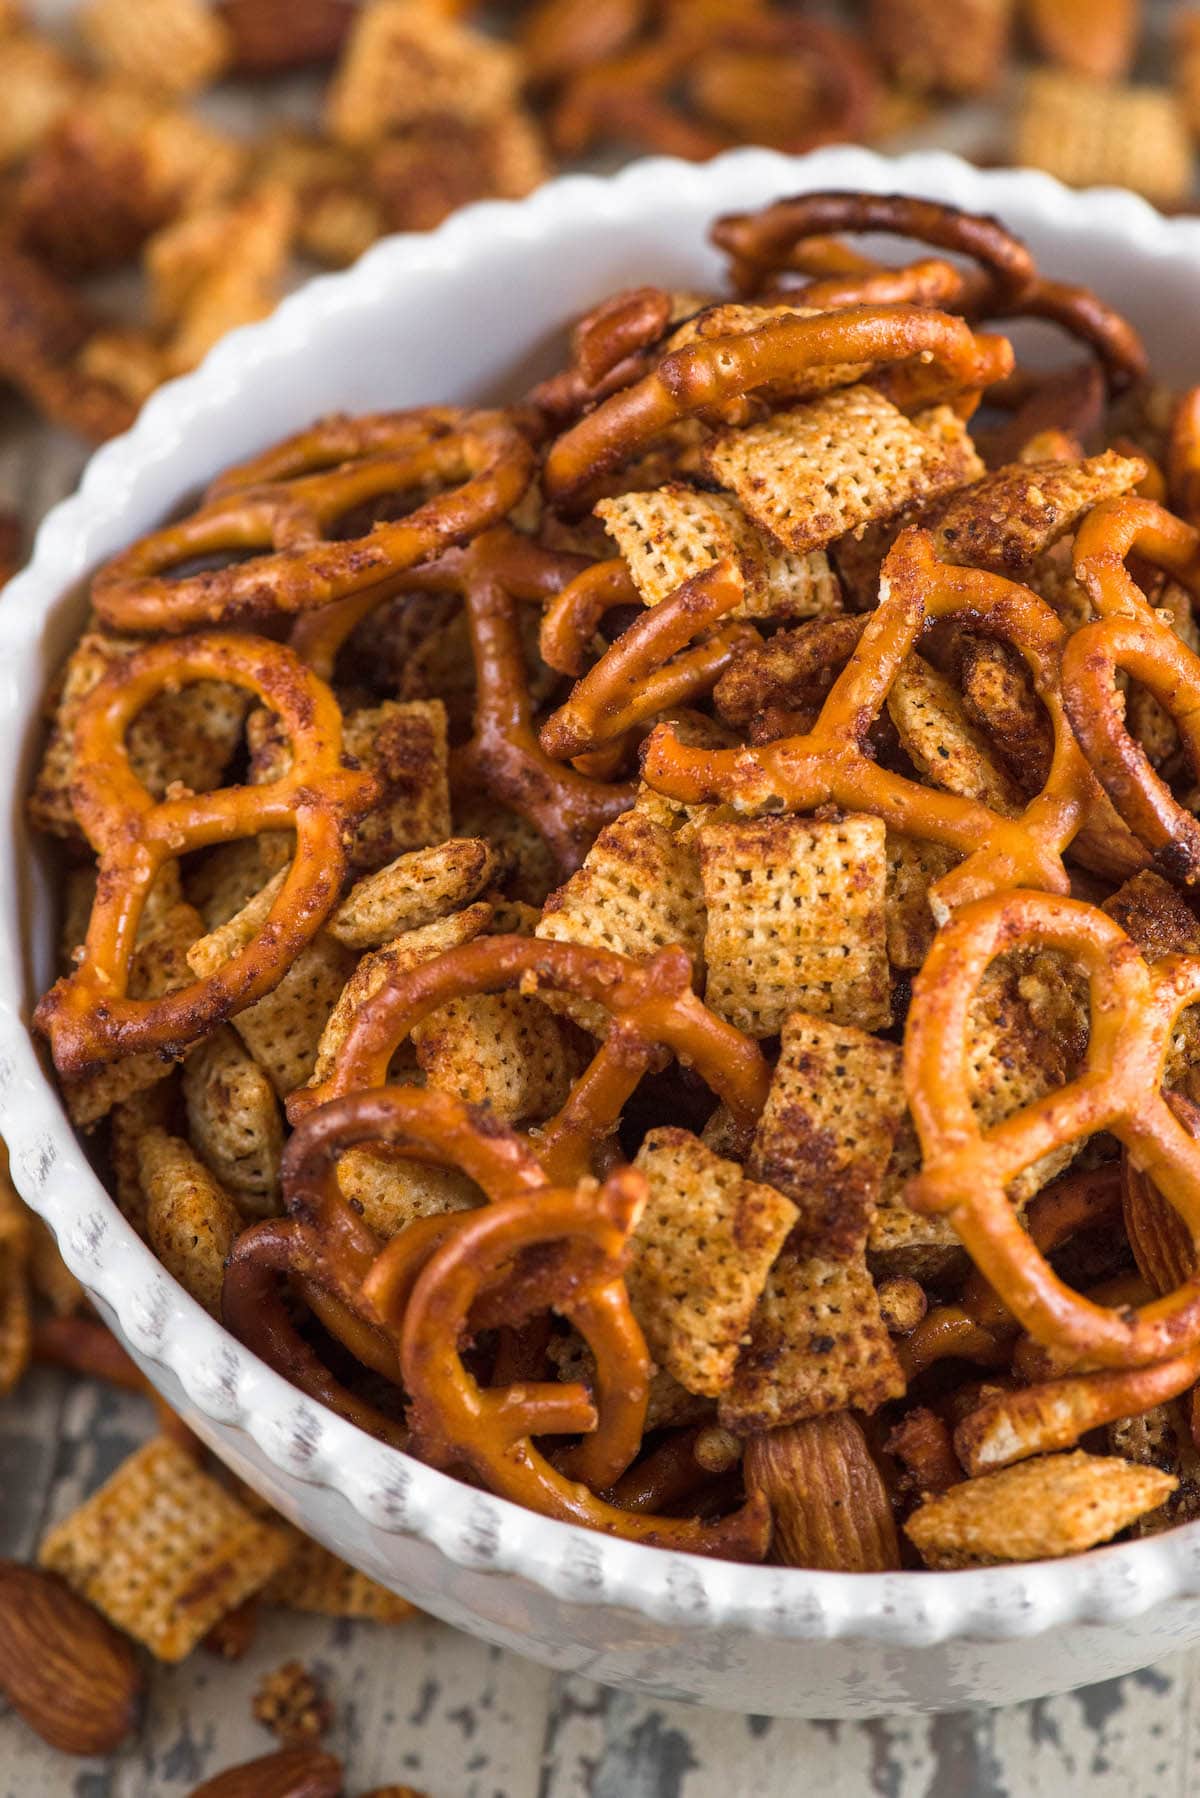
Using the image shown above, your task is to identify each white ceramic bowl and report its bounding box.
[9,145,1200,1719]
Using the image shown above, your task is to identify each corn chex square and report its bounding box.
[536,809,706,1035]
[905,1452,1177,1569]
[628,1127,797,1397]
[1016,71,1193,207]
[887,653,1026,816]
[40,1438,293,1661]
[717,1248,904,1434]
[412,991,580,1125]
[701,385,965,554]
[749,1012,904,1258]
[595,484,842,620]
[698,814,890,1036]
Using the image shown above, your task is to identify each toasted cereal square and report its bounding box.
[595,485,842,620]
[0,1172,31,1396]
[749,1012,904,1257]
[79,0,231,95]
[342,700,450,871]
[139,1128,242,1315]
[929,451,1144,575]
[884,833,960,969]
[536,810,706,1035]
[904,1452,1176,1568]
[969,949,1088,1202]
[887,653,1026,816]
[1016,71,1193,205]
[264,1534,418,1622]
[308,903,493,1091]
[628,1127,797,1396]
[108,1079,177,1238]
[959,637,1052,785]
[188,886,355,1098]
[718,1249,904,1434]
[870,0,1012,95]
[329,838,497,950]
[548,1329,712,1432]
[149,184,295,378]
[868,1111,963,1279]
[336,1150,481,1239]
[412,991,581,1125]
[326,0,520,145]
[369,108,549,234]
[453,791,559,908]
[63,901,204,1129]
[698,814,890,1036]
[186,837,275,930]
[182,1025,283,1212]
[40,1438,292,1660]
[701,386,965,554]
[1103,870,1200,959]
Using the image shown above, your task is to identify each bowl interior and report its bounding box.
[9,147,1200,1647]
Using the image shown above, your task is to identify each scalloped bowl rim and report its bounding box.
[5,144,1200,1652]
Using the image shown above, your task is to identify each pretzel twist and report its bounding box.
[540,560,757,760]
[542,305,1013,508]
[34,632,375,1079]
[712,192,1146,389]
[642,527,1109,914]
[712,191,1037,307]
[905,889,1200,1369]
[91,409,535,633]
[1065,496,1200,882]
[223,1086,549,1447]
[290,935,772,1180]
[363,1168,770,1558]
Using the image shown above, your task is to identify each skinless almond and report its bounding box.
[187,1747,343,1798]
[0,1560,141,1754]
[744,1413,902,1571]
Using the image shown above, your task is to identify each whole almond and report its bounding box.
[188,1747,343,1798]
[0,1560,141,1754]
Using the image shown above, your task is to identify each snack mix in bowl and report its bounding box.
[29,187,1200,1586]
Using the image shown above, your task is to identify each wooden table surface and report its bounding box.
[4,1368,1200,1798]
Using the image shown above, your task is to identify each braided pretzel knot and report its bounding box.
[642,527,1108,914]
[1065,496,1200,883]
[712,192,1146,390]
[542,304,1013,510]
[291,524,637,874]
[905,889,1200,1369]
[223,1085,553,1448]
[290,935,772,1181]
[91,408,535,633]
[362,1167,770,1558]
[34,632,375,1080]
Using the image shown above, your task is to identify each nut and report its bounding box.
[0,1559,141,1755]
[744,1413,902,1571]
[188,1747,343,1798]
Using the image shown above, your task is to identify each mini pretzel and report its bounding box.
[642,527,1106,914]
[292,524,637,874]
[713,192,1146,390]
[91,408,535,633]
[540,560,757,760]
[223,1085,549,1446]
[1065,496,1200,881]
[539,556,640,678]
[34,632,376,1080]
[291,934,772,1180]
[364,1167,770,1558]
[550,13,875,165]
[712,191,1037,308]
[905,889,1200,1369]
[542,305,1013,509]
